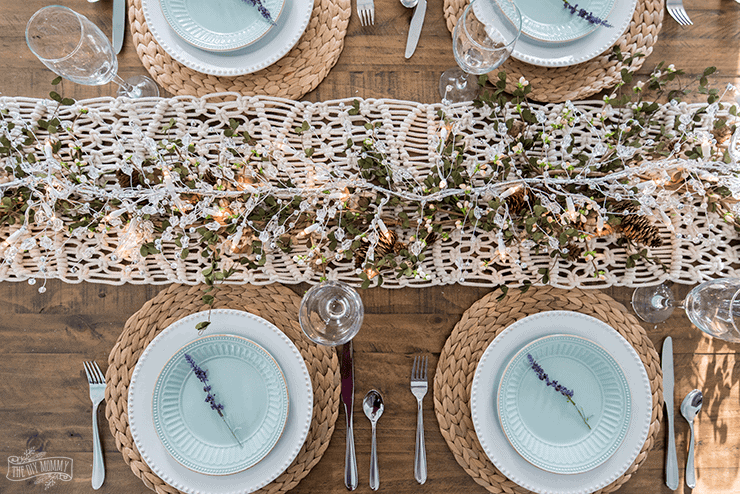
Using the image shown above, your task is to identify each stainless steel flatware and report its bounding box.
[363,390,384,491]
[410,355,428,484]
[83,361,106,490]
[667,0,692,26]
[681,389,703,489]
[340,342,358,490]
[662,337,678,490]
[112,0,126,53]
[404,0,427,59]
[357,0,375,26]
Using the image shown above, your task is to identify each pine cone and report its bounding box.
[508,119,527,138]
[353,231,399,269]
[505,187,527,215]
[619,215,663,247]
[115,169,144,188]
[608,200,639,214]
[566,244,584,263]
[712,125,733,145]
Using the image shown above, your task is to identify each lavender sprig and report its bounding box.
[185,353,243,447]
[562,0,613,28]
[243,0,275,25]
[527,354,592,430]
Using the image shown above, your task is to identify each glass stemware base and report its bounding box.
[118,75,160,98]
[439,68,480,104]
[631,283,676,323]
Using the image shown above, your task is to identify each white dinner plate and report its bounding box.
[471,311,652,494]
[129,310,313,494]
[476,0,637,67]
[142,0,314,76]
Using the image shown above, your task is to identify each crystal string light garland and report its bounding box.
[1,68,740,291]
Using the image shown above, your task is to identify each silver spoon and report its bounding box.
[400,0,417,9]
[680,389,703,489]
[363,389,384,491]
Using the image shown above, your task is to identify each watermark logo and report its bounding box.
[6,449,73,489]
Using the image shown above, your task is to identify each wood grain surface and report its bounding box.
[1,0,740,493]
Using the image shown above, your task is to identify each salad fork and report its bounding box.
[410,355,428,484]
[357,0,375,26]
[83,361,106,490]
[666,0,692,26]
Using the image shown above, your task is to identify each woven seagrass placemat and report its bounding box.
[129,0,351,98]
[104,283,340,494]
[433,286,663,494]
[443,0,664,102]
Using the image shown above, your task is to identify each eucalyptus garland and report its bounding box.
[0,55,739,304]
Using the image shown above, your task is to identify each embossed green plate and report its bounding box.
[153,334,289,476]
[160,0,286,52]
[501,0,616,43]
[498,334,630,474]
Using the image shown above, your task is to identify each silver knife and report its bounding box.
[662,337,679,490]
[112,0,126,54]
[340,342,358,490]
[404,0,427,59]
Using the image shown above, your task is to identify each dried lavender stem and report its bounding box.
[527,353,592,430]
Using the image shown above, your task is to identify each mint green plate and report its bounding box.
[500,0,616,43]
[153,335,289,476]
[498,334,630,474]
[160,0,286,52]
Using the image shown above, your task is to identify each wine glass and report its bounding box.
[26,5,159,98]
[439,0,522,104]
[299,281,364,346]
[632,278,740,343]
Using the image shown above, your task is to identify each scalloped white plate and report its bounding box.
[470,311,652,494]
[141,0,313,76]
[475,0,637,67]
[129,310,313,494]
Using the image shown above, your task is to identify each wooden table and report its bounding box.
[1,1,739,493]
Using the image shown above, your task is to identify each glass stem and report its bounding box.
[651,293,676,310]
[111,74,140,98]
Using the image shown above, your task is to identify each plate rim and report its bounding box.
[497,333,632,475]
[152,334,290,476]
[470,310,653,494]
[141,0,314,76]
[129,309,313,494]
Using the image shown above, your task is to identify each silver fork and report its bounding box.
[357,0,375,26]
[666,0,692,26]
[83,361,106,490]
[410,355,428,484]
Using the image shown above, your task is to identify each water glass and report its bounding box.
[26,5,158,98]
[684,278,740,343]
[632,278,740,343]
[299,281,364,346]
[439,0,522,103]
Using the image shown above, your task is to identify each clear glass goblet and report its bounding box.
[299,281,364,346]
[439,0,522,104]
[26,5,159,98]
[632,278,740,343]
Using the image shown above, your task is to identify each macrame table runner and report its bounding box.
[433,286,663,493]
[104,283,340,494]
[129,0,351,98]
[443,0,664,102]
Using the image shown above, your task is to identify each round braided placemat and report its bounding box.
[443,0,664,102]
[433,286,663,494]
[104,284,340,494]
[128,0,351,98]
